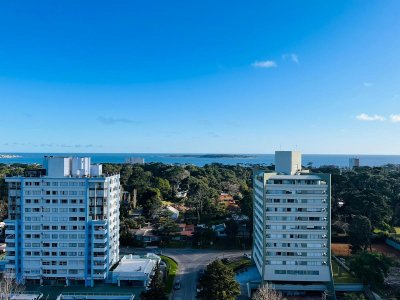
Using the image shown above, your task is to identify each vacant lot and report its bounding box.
[332,243,400,259]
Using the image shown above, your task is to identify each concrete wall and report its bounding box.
[275,151,302,175]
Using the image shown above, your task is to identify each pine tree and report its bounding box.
[141,262,167,300]
[199,260,241,300]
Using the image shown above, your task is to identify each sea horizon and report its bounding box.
[1,152,400,167]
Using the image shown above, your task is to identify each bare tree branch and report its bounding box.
[252,283,284,300]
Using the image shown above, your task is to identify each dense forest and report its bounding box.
[1,162,400,240]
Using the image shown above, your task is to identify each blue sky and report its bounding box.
[1,1,400,154]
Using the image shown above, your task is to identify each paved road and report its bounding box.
[163,249,249,300]
[120,247,250,300]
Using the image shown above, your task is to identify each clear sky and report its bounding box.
[1,1,400,154]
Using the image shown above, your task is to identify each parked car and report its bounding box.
[198,269,205,277]
[174,280,181,290]
[243,253,251,259]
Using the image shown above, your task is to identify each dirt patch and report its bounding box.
[332,243,351,257]
[332,243,400,259]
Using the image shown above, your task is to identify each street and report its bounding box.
[120,247,249,300]
[164,249,248,300]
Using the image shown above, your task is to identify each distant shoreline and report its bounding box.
[0,154,22,159]
[1,153,400,167]
[166,154,255,159]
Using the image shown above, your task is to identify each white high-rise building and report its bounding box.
[349,157,360,169]
[252,151,334,295]
[4,156,120,287]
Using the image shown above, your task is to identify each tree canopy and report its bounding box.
[199,260,240,300]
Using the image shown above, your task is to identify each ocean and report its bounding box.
[1,153,400,167]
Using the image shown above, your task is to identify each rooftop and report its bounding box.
[24,284,143,300]
[269,174,326,180]
[112,254,161,281]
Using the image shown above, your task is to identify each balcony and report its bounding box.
[92,272,107,279]
[89,190,108,197]
[93,256,107,262]
[93,236,107,243]
[93,244,107,252]
[93,227,107,234]
[5,255,16,261]
[93,262,107,269]
[6,245,16,251]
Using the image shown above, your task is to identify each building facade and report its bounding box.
[253,151,334,294]
[349,157,360,169]
[5,156,120,287]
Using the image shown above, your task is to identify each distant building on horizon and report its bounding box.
[349,157,360,169]
[4,156,120,287]
[125,157,145,165]
[252,151,334,298]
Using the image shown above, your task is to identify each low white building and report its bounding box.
[0,292,43,300]
[57,293,134,300]
[125,157,145,165]
[111,253,161,287]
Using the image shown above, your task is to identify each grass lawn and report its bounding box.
[331,260,360,284]
[225,258,252,272]
[160,255,178,293]
[373,227,400,234]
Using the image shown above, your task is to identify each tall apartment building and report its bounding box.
[4,156,120,287]
[253,151,334,296]
[349,157,360,169]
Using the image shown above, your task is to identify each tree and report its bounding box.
[199,260,240,300]
[186,177,220,222]
[140,188,162,218]
[225,219,239,241]
[240,189,253,240]
[153,177,171,200]
[252,283,284,300]
[164,167,189,198]
[349,251,394,289]
[192,227,217,247]
[348,215,372,253]
[0,273,25,299]
[343,293,366,300]
[155,217,180,242]
[141,262,167,300]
